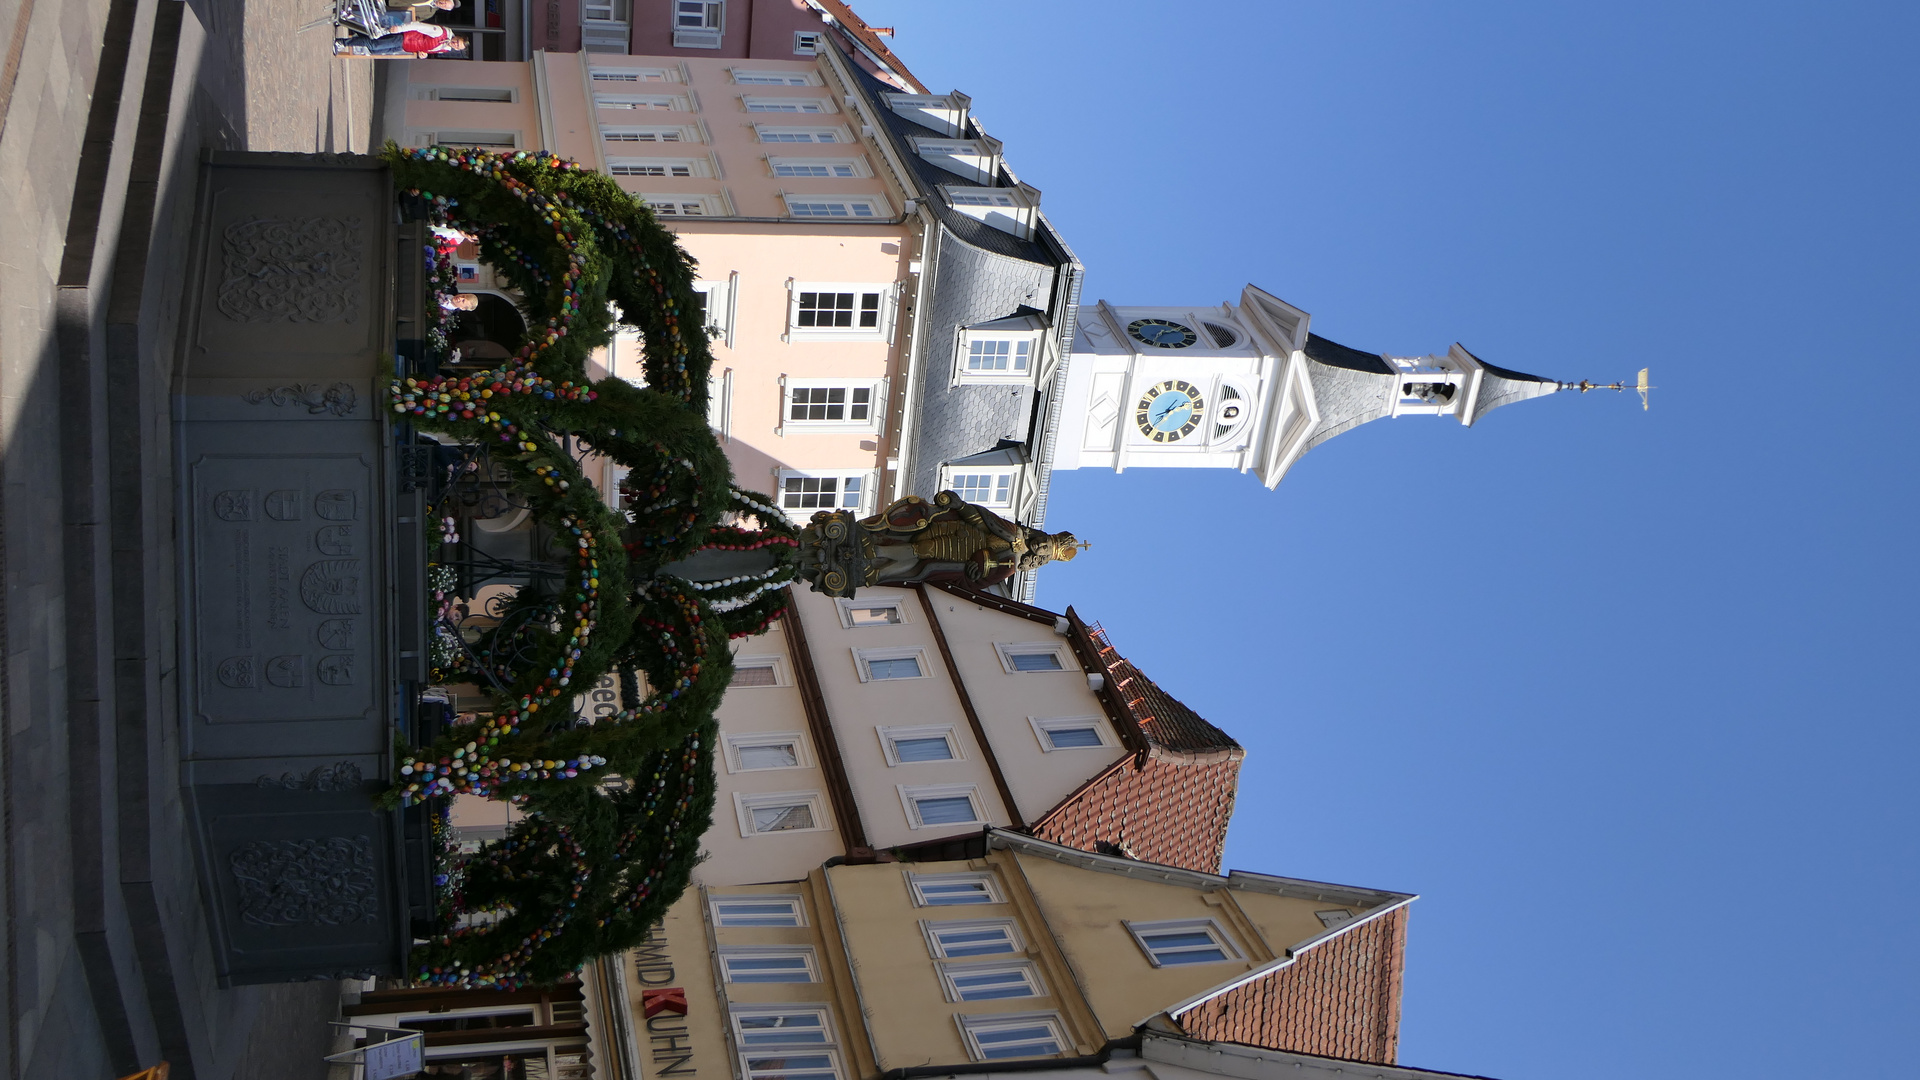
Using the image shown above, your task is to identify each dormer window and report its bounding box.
[941,184,1038,240]
[952,311,1047,385]
[910,137,1001,184]
[883,92,970,136]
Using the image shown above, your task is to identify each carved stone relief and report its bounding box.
[229,836,379,927]
[244,383,358,417]
[216,217,363,324]
[253,762,365,791]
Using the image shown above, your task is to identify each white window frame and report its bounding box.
[1316,908,1356,929]
[719,946,819,984]
[412,130,521,149]
[883,92,966,136]
[877,724,961,767]
[938,466,1017,511]
[899,783,985,830]
[607,157,709,178]
[743,95,834,114]
[733,790,830,837]
[594,93,690,112]
[835,595,907,628]
[768,156,867,179]
[672,0,723,48]
[412,86,518,102]
[723,731,809,773]
[792,30,824,55]
[852,646,930,683]
[908,871,1004,907]
[744,1049,845,1080]
[590,67,674,83]
[603,125,699,144]
[943,184,1037,239]
[937,960,1044,1003]
[784,194,888,220]
[953,330,1039,385]
[787,284,894,340]
[730,654,789,688]
[1124,918,1242,967]
[1028,715,1113,752]
[692,277,733,343]
[780,379,885,433]
[956,1012,1069,1062]
[756,125,849,144]
[920,919,1021,959]
[911,138,995,184]
[640,193,726,218]
[732,69,817,86]
[994,641,1073,675]
[775,468,876,518]
[732,1004,836,1049]
[711,895,804,927]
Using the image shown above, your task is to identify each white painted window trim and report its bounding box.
[412,86,519,102]
[718,946,820,984]
[710,894,805,927]
[607,157,710,178]
[952,328,1040,386]
[671,0,723,48]
[907,871,1004,907]
[731,68,819,86]
[638,192,728,218]
[733,790,830,838]
[411,130,522,149]
[742,95,835,114]
[783,193,890,220]
[936,959,1044,1003]
[594,93,690,112]
[851,646,930,683]
[1028,715,1113,752]
[1316,908,1356,929]
[898,783,985,830]
[755,125,853,144]
[590,67,676,83]
[920,918,1022,959]
[993,641,1073,675]
[792,30,824,55]
[1123,918,1243,967]
[768,155,870,179]
[955,1012,1068,1063]
[723,731,809,773]
[774,468,876,519]
[877,723,962,767]
[786,283,895,340]
[731,1004,838,1051]
[692,277,732,341]
[603,125,700,143]
[730,654,789,687]
[937,466,1018,511]
[779,378,886,434]
[835,594,908,628]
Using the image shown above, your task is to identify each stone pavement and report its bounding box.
[0,0,380,1076]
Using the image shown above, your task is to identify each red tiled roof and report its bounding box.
[924,585,1244,873]
[1174,906,1410,1064]
[1030,612,1244,873]
[1030,754,1240,873]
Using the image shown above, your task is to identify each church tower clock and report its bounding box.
[1052,285,1565,488]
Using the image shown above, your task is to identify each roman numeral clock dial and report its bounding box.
[1135,380,1206,443]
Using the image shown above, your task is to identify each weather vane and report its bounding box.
[1560,368,1653,411]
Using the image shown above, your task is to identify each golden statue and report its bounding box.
[798,490,1080,597]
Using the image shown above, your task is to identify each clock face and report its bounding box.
[1135,380,1206,442]
[1127,318,1198,349]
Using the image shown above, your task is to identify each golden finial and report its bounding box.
[1560,367,1653,411]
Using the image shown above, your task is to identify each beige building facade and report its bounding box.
[583,830,1412,1077]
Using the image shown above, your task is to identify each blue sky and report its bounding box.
[858,3,1917,1078]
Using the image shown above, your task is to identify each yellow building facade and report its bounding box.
[587,831,1413,1077]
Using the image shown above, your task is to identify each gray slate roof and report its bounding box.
[842,63,1079,506]
[1300,334,1395,452]
[1464,350,1559,425]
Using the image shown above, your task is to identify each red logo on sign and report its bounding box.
[641,987,688,1017]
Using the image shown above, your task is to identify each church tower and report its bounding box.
[1052,285,1562,488]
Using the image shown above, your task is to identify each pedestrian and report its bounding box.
[390,0,458,22]
[439,293,479,312]
[334,25,468,56]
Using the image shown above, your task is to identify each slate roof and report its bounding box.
[1462,347,1559,425]
[840,61,1082,512]
[1300,336,1397,453]
[811,0,928,92]
[1174,906,1410,1065]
